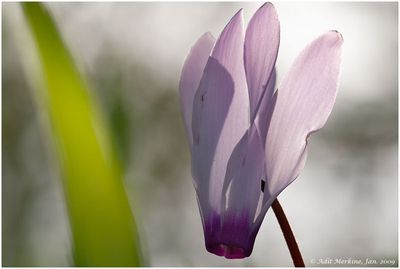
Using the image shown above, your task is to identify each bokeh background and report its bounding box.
[2,2,398,266]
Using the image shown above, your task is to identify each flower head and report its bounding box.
[179,3,342,259]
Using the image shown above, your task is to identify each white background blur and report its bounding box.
[3,2,398,266]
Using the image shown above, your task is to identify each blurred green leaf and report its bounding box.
[109,90,131,170]
[22,3,142,266]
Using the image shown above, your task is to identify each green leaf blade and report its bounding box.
[22,3,143,266]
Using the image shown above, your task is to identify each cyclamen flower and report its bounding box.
[179,3,342,259]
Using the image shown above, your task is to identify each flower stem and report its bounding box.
[272,199,305,267]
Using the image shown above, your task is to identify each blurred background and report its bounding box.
[2,2,398,266]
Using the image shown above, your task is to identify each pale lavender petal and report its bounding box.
[194,9,249,213]
[179,32,215,146]
[254,68,277,144]
[265,31,343,197]
[223,124,265,221]
[244,2,280,120]
[203,125,265,258]
[191,58,234,214]
[253,183,275,230]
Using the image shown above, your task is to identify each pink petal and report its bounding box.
[179,32,215,146]
[265,31,343,197]
[244,2,280,121]
[192,9,250,213]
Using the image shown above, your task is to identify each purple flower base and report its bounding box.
[203,212,259,259]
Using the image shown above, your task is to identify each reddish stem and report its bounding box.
[272,199,305,267]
